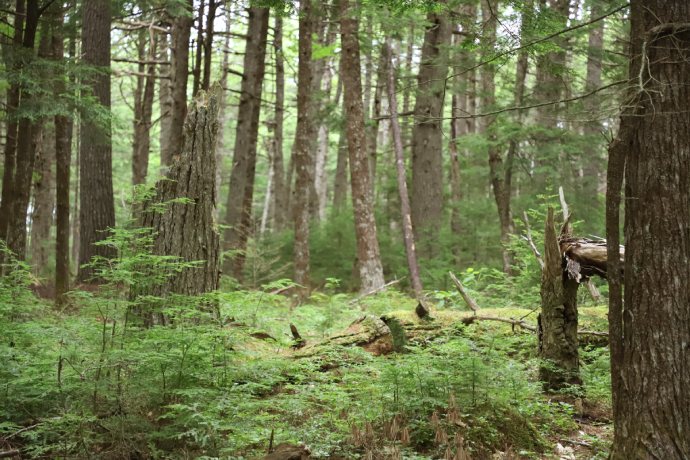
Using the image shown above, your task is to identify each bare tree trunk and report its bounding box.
[214,7,232,216]
[191,0,205,97]
[30,123,54,274]
[162,0,192,168]
[293,0,317,297]
[332,123,348,213]
[480,0,513,274]
[385,40,423,298]
[271,14,287,232]
[221,6,269,281]
[201,0,216,92]
[340,0,385,293]
[77,0,116,282]
[52,4,72,304]
[137,90,221,324]
[132,29,157,186]
[410,1,451,258]
[367,46,386,199]
[608,1,690,456]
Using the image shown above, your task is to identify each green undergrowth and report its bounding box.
[1,279,612,459]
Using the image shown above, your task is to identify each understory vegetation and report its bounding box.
[1,230,612,459]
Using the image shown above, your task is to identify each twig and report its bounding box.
[0,450,20,459]
[522,211,544,270]
[348,279,401,305]
[448,272,479,313]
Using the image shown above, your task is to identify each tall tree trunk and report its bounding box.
[367,46,386,199]
[77,0,116,282]
[201,0,216,92]
[162,0,193,168]
[137,90,221,324]
[271,14,287,231]
[158,32,173,167]
[607,1,690,456]
[214,7,232,217]
[221,6,269,281]
[52,4,72,304]
[132,30,157,186]
[4,0,42,261]
[579,0,604,218]
[30,123,54,274]
[340,0,385,293]
[410,1,452,258]
[480,0,514,274]
[386,40,423,298]
[332,117,348,213]
[292,0,317,297]
[0,0,25,250]
[191,0,205,97]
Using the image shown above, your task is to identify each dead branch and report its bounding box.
[462,315,536,332]
[348,279,401,305]
[448,271,479,313]
[0,450,20,459]
[521,211,544,270]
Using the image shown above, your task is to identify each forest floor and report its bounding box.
[1,284,613,459]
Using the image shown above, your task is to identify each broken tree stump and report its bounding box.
[134,88,221,324]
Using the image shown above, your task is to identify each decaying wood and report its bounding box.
[560,237,624,281]
[448,271,479,313]
[295,315,395,357]
[290,323,305,349]
[263,443,310,460]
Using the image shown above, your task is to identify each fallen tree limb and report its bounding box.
[448,271,479,313]
[461,315,536,332]
[0,450,20,459]
[348,278,401,305]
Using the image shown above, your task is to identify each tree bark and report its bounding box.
[539,207,580,389]
[608,1,690,456]
[292,0,317,297]
[77,0,116,282]
[221,6,269,280]
[410,1,452,258]
[191,0,205,97]
[162,0,192,168]
[271,14,287,232]
[385,40,423,298]
[30,122,54,274]
[201,0,216,92]
[332,121,348,213]
[340,0,385,293]
[158,31,173,168]
[137,89,221,323]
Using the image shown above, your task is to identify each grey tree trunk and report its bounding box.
[132,30,157,186]
[271,14,287,232]
[221,6,269,281]
[30,123,54,274]
[340,0,385,293]
[158,32,173,168]
[607,1,690,456]
[137,89,221,324]
[410,1,451,258]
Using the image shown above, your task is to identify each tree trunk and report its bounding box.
[607,1,690,456]
[539,207,580,390]
[137,89,221,323]
[52,5,72,304]
[385,40,423,298]
[332,124,349,213]
[221,6,269,281]
[77,0,116,282]
[410,1,451,258]
[30,123,54,274]
[480,0,514,275]
[271,14,287,232]
[201,0,216,92]
[214,6,232,217]
[191,0,205,97]
[132,30,157,186]
[292,0,317,297]
[163,0,192,168]
[4,0,42,261]
[158,32,173,168]
[340,0,385,293]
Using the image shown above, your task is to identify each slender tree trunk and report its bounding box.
[480,0,514,274]
[201,0,216,92]
[221,6,269,281]
[367,46,386,199]
[214,7,231,217]
[608,1,690,456]
[410,1,452,258]
[386,40,423,298]
[30,123,54,274]
[293,0,317,297]
[192,0,205,97]
[340,0,385,293]
[271,14,287,232]
[332,122,348,213]
[52,5,72,304]
[163,0,192,168]
[132,30,157,186]
[158,32,173,167]
[77,0,117,282]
